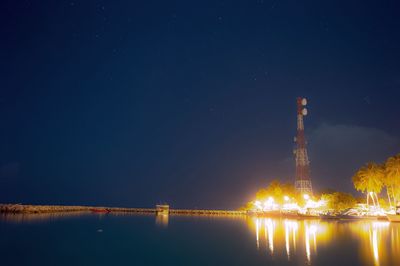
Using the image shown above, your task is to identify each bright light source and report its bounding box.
[268,197,274,202]
[282,203,299,211]
[254,201,262,210]
[284,196,289,202]
[303,194,310,200]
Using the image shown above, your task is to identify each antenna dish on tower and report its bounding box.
[302,98,307,106]
[302,108,308,116]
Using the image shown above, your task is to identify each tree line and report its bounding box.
[352,153,400,208]
[242,153,400,211]
[244,180,356,212]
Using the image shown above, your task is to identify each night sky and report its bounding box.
[1,1,400,209]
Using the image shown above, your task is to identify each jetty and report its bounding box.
[0,204,246,216]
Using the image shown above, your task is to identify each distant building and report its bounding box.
[156,204,169,215]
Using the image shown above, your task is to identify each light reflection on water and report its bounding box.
[2,213,400,265]
[0,212,91,223]
[248,217,400,266]
[155,213,169,227]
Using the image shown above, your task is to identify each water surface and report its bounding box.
[1,213,399,266]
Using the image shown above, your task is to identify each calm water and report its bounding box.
[1,213,399,266]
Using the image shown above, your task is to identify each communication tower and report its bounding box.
[294,97,313,195]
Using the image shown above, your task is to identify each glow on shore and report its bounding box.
[253,194,326,214]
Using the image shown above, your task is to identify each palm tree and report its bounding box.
[384,154,400,206]
[352,163,384,207]
[382,172,395,208]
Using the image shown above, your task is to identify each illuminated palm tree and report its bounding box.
[352,163,384,207]
[384,154,400,206]
[382,172,395,208]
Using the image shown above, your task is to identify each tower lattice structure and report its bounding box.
[294,97,313,195]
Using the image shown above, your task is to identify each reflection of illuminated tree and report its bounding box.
[346,221,400,266]
[252,218,276,253]
[248,218,400,265]
[265,219,275,255]
[248,218,328,264]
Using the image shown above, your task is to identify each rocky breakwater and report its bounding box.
[0,204,90,214]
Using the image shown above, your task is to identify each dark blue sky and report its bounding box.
[1,0,399,209]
